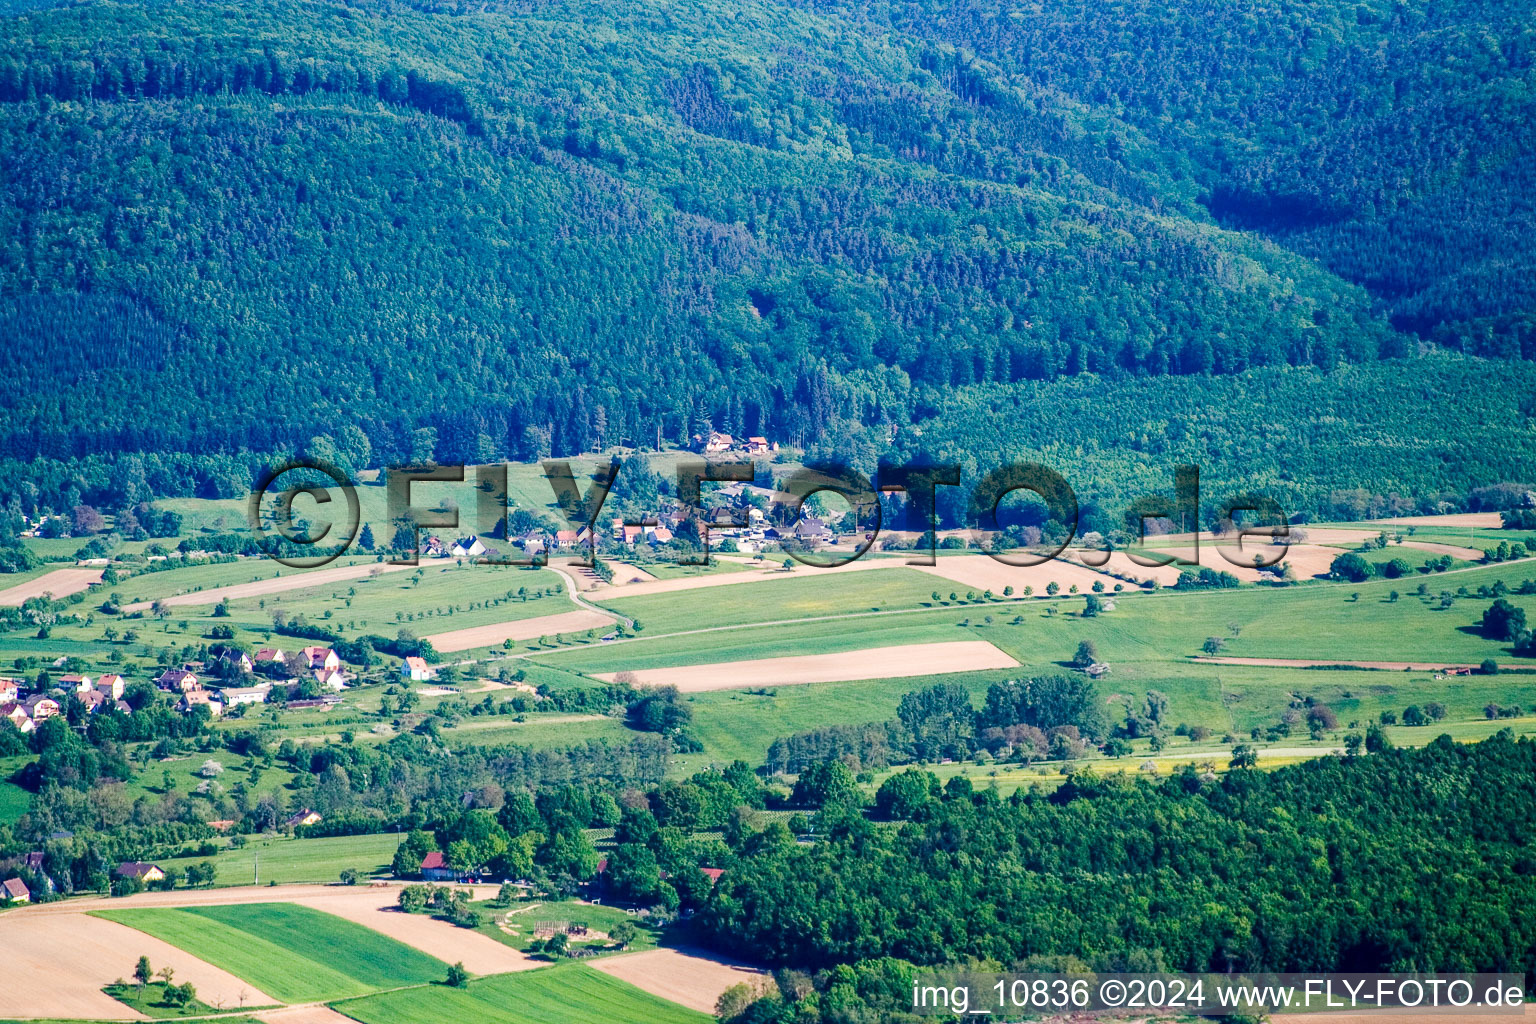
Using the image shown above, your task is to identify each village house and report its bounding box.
[744,436,774,455]
[418,850,457,882]
[21,695,59,723]
[420,535,449,558]
[0,677,20,703]
[449,537,487,559]
[178,690,223,717]
[1,876,30,904]
[254,649,286,668]
[400,656,436,682]
[217,683,271,707]
[1,702,35,733]
[115,861,165,883]
[218,648,254,674]
[553,529,580,550]
[94,674,126,700]
[59,673,94,694]
[301,646,341,672]
[155,668,200,692]
[312,666,347,691]
[286,809,322,829]
[78,689,107,714]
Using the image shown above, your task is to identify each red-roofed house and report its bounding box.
[95,674,126,700]
[59,674,93,694]
[1,876,30,903]
[400,657,435,682]
[419,850,456,881]
[700,867,726,886]
[302,646,341,672]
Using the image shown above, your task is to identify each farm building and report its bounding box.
[217,683,271,706]
[1,876,29,903]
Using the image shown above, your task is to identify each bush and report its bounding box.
[445,962,470,988]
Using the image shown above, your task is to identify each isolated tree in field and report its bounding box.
[1083,594,1103,616]
[1229,744,1258,769]
[445,962,469,988]
[1071,640,1098,668]
[1343,732,1364,757]
[1329,552,1373,582]
[1403,705,1427,726]
[134,956,152,992]
[610,920,639,950]
[1481,599,1527,641]
[1046,581,1060,595]
[1424,702,1447,721]
[1202,636,1225,655]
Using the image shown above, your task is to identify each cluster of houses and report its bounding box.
[1,673,131,734]
[693,431,776,456]
[0,643,354,731]
[154,646,348,718]
[609,503,836,555]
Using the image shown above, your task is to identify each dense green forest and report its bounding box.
[701,735,1536,978]
[0,0,1530,507]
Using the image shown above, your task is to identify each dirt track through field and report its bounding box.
[0,903,276,1018]
[591,947,767,1013]
[593,640,1019,690]
[122,562,413,612]
[424,608,616,652]
[0,567,102,606]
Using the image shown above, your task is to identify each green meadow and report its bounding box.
[160,832,404,887]
[333,963,710,1024]
[92,903,447,1002]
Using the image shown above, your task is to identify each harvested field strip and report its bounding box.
[122,562,412,612]
[592,640,1019,691]
[591,947,767,1014]
[0,905,275,1020]
[332,962,710,1024]
[0,567,102,606]
[423,608,616,652]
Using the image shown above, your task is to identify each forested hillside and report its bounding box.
[0,0,1529,498]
